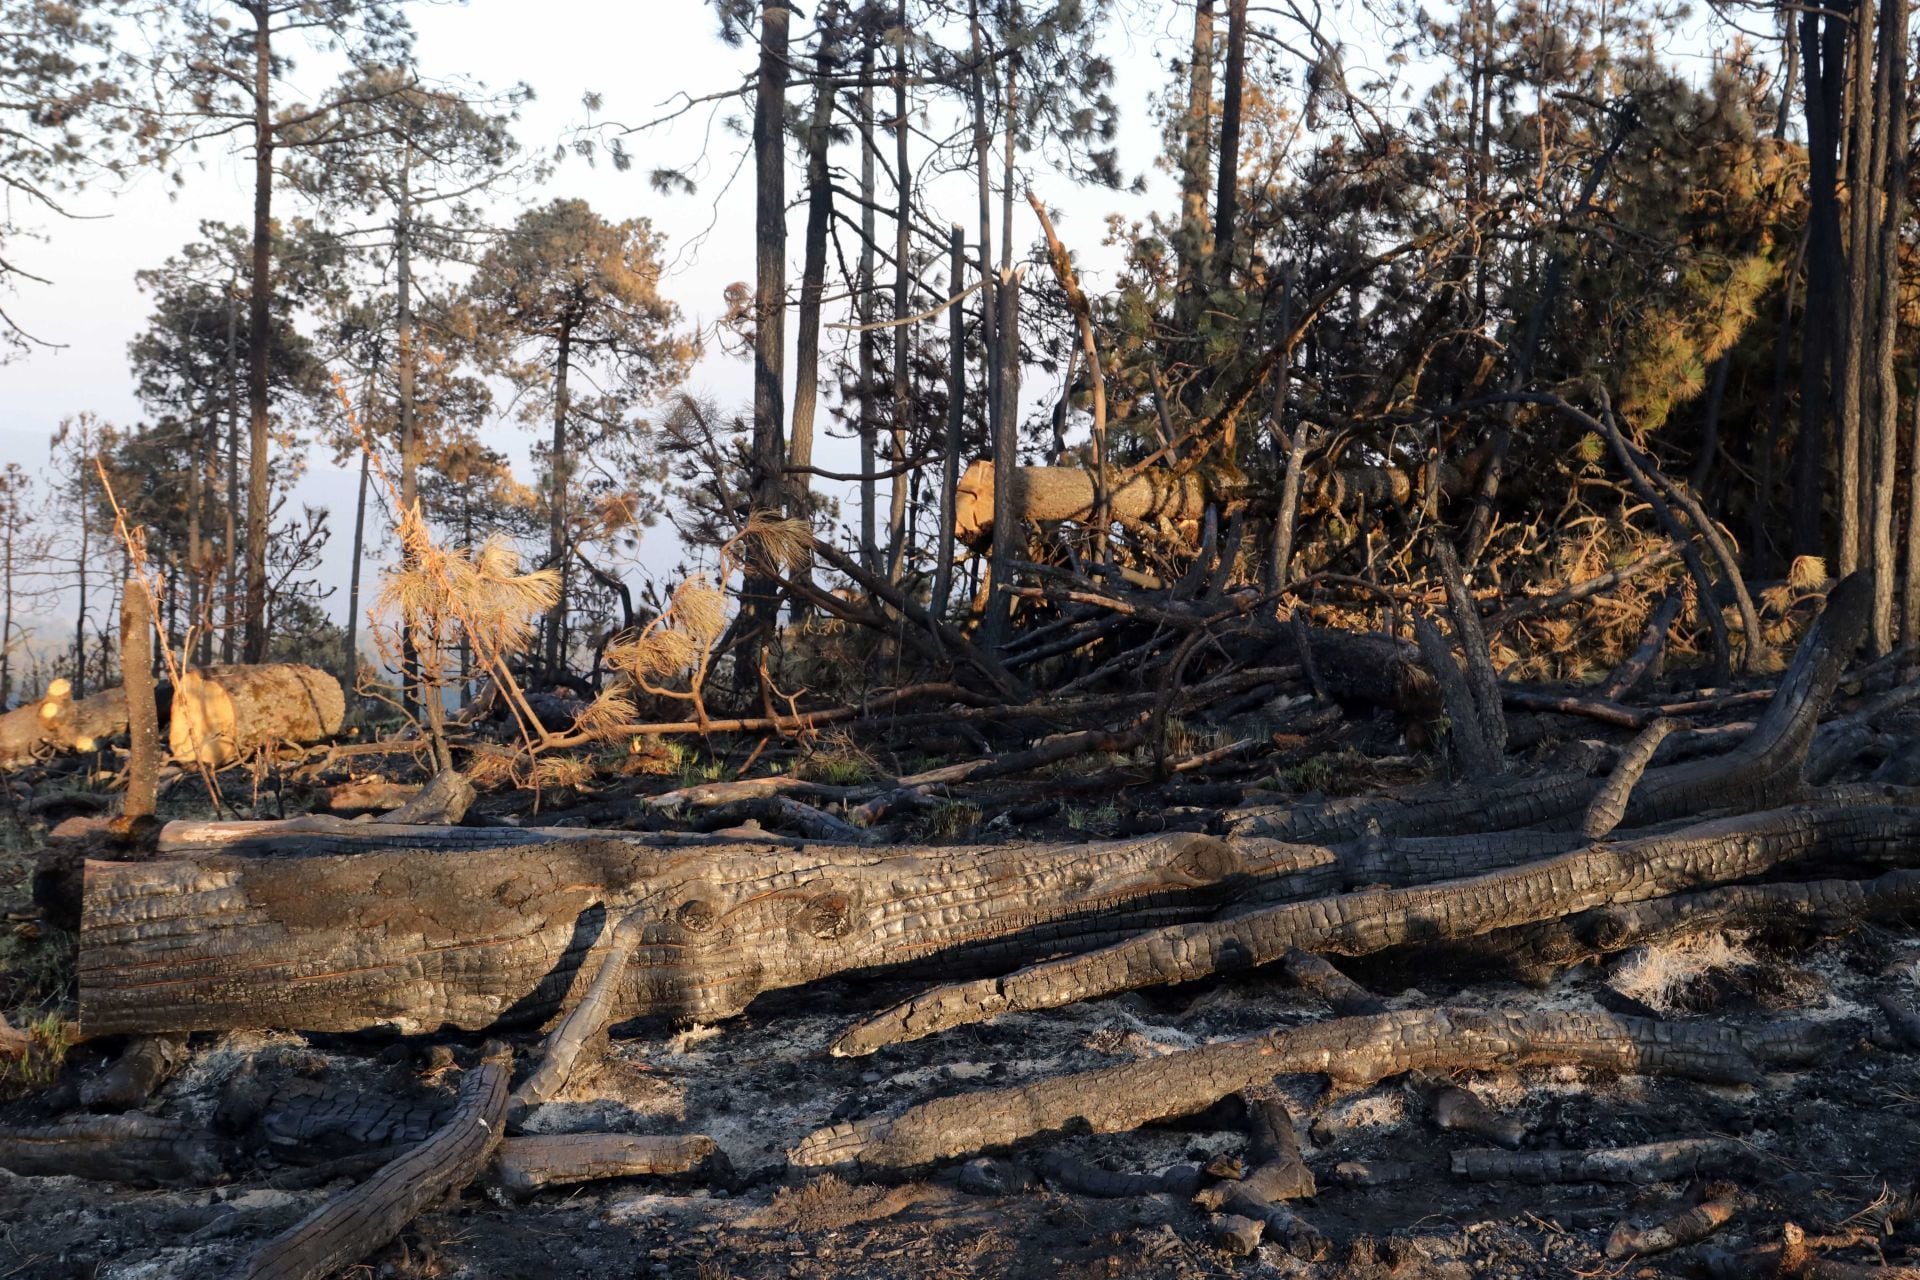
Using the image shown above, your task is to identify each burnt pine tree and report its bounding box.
[465,199,690,677]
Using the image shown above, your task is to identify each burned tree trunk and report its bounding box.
[79,830,1309,1035]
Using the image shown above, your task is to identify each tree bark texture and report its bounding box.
[169,664,345,767]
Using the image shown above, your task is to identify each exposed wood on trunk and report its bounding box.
[121,580,158,818]
[792,1008,1798,1172]
[231,1041,510,1280]
[1450,1137,1744,1184]
[170,664,345,767]
[0,678,128,765]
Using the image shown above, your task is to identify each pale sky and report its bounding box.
[0,0,1189,647]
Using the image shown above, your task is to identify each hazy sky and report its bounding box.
[0,0,1189,643]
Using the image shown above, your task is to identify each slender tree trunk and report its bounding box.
[185,410,202,664]
[544,323,573,676]
[858,38,880,571]
[1867,0,1907,653]
[888,24,913,582]
[743,0,790,670]
[242,1,274,663]
[933,223,965,618]
[1793,4,1847,560]
[789,2,840,505]
[396,183,422,716]
[1176,0,1215,319]
[1836,0,1877,576]
[983,267,1021,646]
[1903,381,1920,649]
[121,577,156,820]
[969,0,999,458]
[74,495,89,698]
[223,280,240,666]
[1211,0,1247,286]
[344,370,375,701]
[1,500,13,709]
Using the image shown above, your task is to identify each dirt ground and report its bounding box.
[3,824,1918,1280]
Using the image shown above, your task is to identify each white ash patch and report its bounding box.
[99,1244,236,1280]
[161,1030,309,1125]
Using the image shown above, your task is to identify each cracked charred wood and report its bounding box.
[1034,1151,1203,1197]
[1473,870,1920,975]
[1278,948,1386,1015]
[833,804,1917,1055]
[80,1033,188,1112]
[1232,572,1870,843]
[81,831,1310,1036]
[0,678,128,765]
[1583,719,1677,839]
[170,664,346,768]
[1429,1084,1526,1149]
[1194,1092,1315,1226]
[491,1133,722,1197]
[230,1042,510,1280]
[1450,1137,1744,1184]
[1209,1212,1266,1256]
[1606,1183,1741,1258]
[792,1008,1785,1173]
[256,1080,452,1159]
[0,1113,232,1186]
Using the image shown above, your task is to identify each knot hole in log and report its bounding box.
[675,898,719,933]
[1167,835,1241,884]
[800,892,855,942]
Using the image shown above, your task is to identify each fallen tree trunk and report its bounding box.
[0,678,128,765]
[832,803,1920,1055]
[170,664,346,767]
[790,1008,1804,1173]
[79,830,1321,1035]
[0,1112,231,1186]
[951,455,1486,545]
[491,1133,720,1197]
[231,1041,510,1280]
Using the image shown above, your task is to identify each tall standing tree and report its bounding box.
[143,0,414,661]
[466,198,690,675]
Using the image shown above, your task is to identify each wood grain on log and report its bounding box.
[792,1009,1793,1172]
[170,664,345,767]
[80,831,1313,1035]
[230,1042,510,1280]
